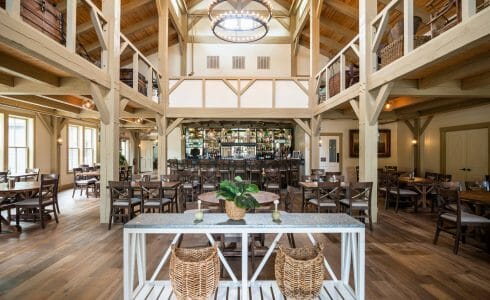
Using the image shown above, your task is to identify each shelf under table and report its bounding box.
[134,280,356,300]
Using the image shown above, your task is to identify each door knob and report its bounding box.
[467,168,471,172]
[459,168,467,171]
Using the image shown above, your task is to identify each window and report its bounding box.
[257,56,270,70]
[120,139,130,163]
[8,116,31,173]
[68,125,81,171]
[68,124,97,171]
[232,56,245,69]
[207,56,219,69]
[84,127,97,165]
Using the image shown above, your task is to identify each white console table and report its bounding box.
[123,213,365,300]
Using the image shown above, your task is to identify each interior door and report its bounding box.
[465,128,488,181]
[445,128,488,182]
[319,135,340,172]
[446,131,467,182]
[139,140,154,173]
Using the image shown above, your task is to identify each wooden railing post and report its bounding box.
[66,0,77,52]
[403,0,414,55]
[462,0,476,21]
[5,0,20,19]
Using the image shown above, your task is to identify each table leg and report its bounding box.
[123,231,131,300]
[357,230,365,300]
[241,233,248,300]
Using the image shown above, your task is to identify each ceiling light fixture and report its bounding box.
[208,0,272,43]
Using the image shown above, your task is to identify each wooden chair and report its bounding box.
[72,168,96,197]
[0,172,13,231]
[41,174,60,214]
[382,171,398,209]
[15,178,59,229]
[108,181,141,230]
[232,160,247,179]
[140,181,171,213]
[0,172,7,183]
[161,174,181,212]
[433,188,490,254]
[438,174,452,182]
[384,166,398,172]
[289,159,301,186]
[308,181,341,213]
[247,160,261,185]
[217,160,231,181]
[425,172,438,180]
[340,182,374,231]
[25,168,40,181]
[311,169,325,176]
[263,168,281,194]
[486,175,490,182]
[180,169,200,202]
[388,176,419,213]
[201,168,219,193]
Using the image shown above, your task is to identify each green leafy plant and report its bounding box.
[217,176,260,209]
[119,152,128,166]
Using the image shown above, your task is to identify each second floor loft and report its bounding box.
[1,0,489,121]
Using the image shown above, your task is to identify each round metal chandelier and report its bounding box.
[208,0,273,43]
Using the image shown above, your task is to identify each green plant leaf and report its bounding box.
[234,176,243,182]
[245,184,259,193]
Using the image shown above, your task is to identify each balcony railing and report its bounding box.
[315,35,359,105]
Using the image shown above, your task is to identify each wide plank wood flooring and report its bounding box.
[0,189,489,299]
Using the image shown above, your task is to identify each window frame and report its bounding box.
[67,123,98,172]
[7,115,33,174]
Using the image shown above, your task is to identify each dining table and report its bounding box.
[399,176,434,209]
[7,172,39,182]
[0,181,41,232]
[460,190,490,215]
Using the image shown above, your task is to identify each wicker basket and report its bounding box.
[379,36,431,68]
[275,244,325,300]
[169,245,220,300]
[225,200,246,220]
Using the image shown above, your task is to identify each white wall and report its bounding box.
[296,45,329,76]
[167,127,182,159]
[397,103,490,174]
[182,43,292,77]
[319,119,398,182]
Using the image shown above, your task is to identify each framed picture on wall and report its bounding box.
[349,129,391,157]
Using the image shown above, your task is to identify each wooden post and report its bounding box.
[180,13,188,76]
[5,0,21,19]
[403,0,414,55]
[98,0,121,224]
[462,0,476,21]
[359,0,378,222]
[157,115,167,175]
[50,117,59,174]
[66,0,77,52]
[157,0,169,175]
[310,0,320,170]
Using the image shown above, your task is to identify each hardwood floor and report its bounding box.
[0,189,489,299]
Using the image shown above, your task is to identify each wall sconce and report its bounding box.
[318,139,322,147]
[385,101,392,110]
[57,137,63,144]
[411,139,418,145]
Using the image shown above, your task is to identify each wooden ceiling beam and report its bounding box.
[320,18,357,40]
[394,99,490,119]
[0,72,15,87]
[0,77,91,95]
[77,0,153,35]
[419,54,490,89]
[5,95,82,114]
[274,0,292,12]
[0,52,60,86]
[325,0,358,19]
[462,71,490,90]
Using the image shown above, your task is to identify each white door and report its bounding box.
[140,141,154,173]
[445,128,488,182]
[319,135,340,172]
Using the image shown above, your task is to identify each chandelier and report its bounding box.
[208,0,272,43]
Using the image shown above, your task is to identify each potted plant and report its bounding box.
[217,176,260,220]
